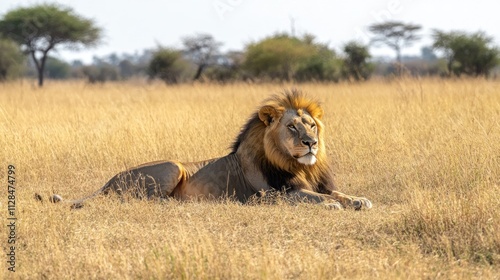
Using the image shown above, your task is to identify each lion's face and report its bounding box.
[259,105,323,167]
[278,110,319,165]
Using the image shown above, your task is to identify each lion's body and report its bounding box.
[53,90,372,210]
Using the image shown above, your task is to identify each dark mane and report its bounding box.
[230,112,263,154]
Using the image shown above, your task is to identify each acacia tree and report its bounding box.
[369,21,421,71]
[432,30,498,77]
[431,30,460,75]
[0,4,101,86]
[182,34,222,81]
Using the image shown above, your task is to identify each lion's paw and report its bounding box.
[49,194,64,203]
[325,201,343,210]
[351,197,372,211]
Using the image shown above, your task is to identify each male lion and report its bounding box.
[50,90,372,210]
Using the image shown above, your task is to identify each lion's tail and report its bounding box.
[36,180,113,209]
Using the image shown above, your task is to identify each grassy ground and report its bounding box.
[1,79,499,279]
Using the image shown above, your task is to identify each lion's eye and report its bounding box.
[311,123,316,129]
[287,125,297,131]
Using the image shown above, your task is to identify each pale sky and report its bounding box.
[1,0,499,63]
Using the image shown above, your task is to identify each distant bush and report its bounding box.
[0,39,25,81]
[82,64,120,83]
[243,34,341,82]
[203,51,245,83]
[147,48,192,84]
[433,30,499,77]
[295,44,342,82]
[341,42,374,81]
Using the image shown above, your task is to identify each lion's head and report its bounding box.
[257,92,325,168]
[232,89,333,193]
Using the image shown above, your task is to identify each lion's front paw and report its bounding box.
[351,197,372,211]
[325,201,343,210]
[332,191,373,210]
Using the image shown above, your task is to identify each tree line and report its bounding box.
[0,4,498,86]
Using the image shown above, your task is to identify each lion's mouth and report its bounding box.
[293,147,317,158]
[294,152,317,165]
[293,152,315,159]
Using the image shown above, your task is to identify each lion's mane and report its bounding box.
[231,89,336,194]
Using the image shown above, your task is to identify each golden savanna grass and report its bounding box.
[1,79,499,279]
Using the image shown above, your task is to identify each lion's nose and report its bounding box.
[301,140,317,148]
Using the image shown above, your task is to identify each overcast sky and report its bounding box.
[1,0,499,63]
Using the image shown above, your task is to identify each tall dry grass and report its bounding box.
[0,78,499,279]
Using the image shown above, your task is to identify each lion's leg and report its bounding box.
[287,189,343,209]
[107,161,186,199]
[330,191,372,210]
[46,161,186,209]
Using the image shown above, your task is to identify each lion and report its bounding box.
[49,90,372,210]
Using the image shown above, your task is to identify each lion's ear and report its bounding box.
[258,105,284,126]
[307,105,324,120]
[313,107,324,120]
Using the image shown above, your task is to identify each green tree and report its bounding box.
[369,21,421,70]
[0,39,25,81]
[432,30,461,76]
[244,34,306,81]
[182,34,222,81]
[0,4,101,86]
[295,35,341,82]
[432,30,498,77]
[341,41,374,81]
[243,34,339,81]
[421,46,437,61]
[147,48,190,84]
